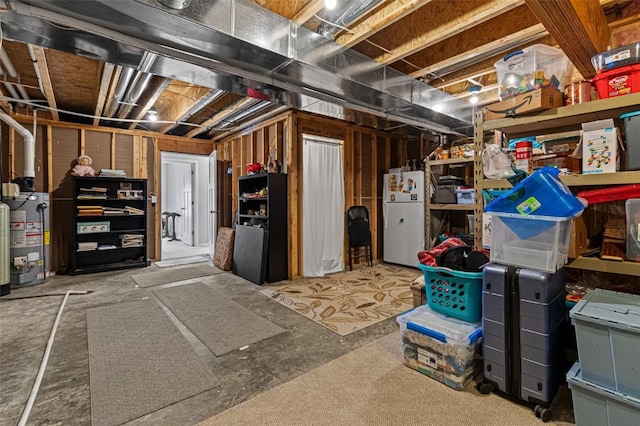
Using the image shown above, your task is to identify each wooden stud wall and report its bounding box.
[3,117,214,273]
[215,110,409,279]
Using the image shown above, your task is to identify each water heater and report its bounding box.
[0,201,9,296]
[3,193,50,287]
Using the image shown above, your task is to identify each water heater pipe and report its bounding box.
[0,111,35,178]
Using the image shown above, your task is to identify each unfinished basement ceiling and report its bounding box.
[0,0,637,140]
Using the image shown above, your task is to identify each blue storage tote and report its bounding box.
[485,167,585,240]
[567,362,640,426]
[418,263,483,322]
[397,304,482,390]
[569,289,640,399]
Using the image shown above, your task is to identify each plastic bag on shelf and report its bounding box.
[482,144,515,179]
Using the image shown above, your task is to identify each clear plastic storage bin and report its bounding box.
[591,42,640,73]
[397,304,482,390]
[487,211,577,273]
[495,44,572,100]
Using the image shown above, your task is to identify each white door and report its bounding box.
[383,202,424,267]
[180,163,194,246]
[208,150,217,256]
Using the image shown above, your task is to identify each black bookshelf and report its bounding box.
[236,173,287,283]
[72,176,149,274]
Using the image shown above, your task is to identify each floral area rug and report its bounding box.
[260,264,420,336]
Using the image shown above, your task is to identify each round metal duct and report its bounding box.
[158,0,191,10]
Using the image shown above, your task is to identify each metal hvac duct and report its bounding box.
[0,111,35,180]
[1,0,474,136]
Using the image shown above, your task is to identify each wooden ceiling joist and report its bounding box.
[29,45,58,121]
[410,24,549,79]
[184,97,258,138]
[334,0,433,48]
[93,63,115,126]
[158,85,216,134]
[525,0,610,79]
[100,65,123,124]
[432,67,495,89]
[375,0,524,65]
[292,0,325,24]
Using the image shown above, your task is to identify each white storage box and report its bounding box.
[396,304,482,390]
[495,44,572,100]
[570,289,640,399]
[487,211,576,273]
[567,362,640,426]
[455,188,475,205]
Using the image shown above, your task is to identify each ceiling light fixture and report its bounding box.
[325,0,337,10]
[147,107,158,121]
[469,85,482,105]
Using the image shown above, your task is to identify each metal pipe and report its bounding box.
[116,72,153,119]
[27,44,46,97]
[0,111,35,178]
[104,66,134,118]
[0,47,30,102]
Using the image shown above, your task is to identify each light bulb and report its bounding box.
[148,107,158,121]
[470,94,479,104]
[325,0,337,10]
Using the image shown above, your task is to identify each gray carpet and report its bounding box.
[155,255,210,268]
[86,299,217,426]
[153,282,286,356]
[131,263,222,287]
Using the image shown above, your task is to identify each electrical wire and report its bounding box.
[0,97,230,130]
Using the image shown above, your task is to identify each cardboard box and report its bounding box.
[485,88,563,120]
[514,141,533,174]
[582,119,619,174]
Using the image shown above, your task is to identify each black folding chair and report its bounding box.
[347,206,373,270]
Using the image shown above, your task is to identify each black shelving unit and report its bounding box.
[236,173,287,283]
[72,176,149,274]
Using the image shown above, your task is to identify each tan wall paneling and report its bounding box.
[360,133,373,200]
[84,130,112,174]
[114,134,134,177]
[240,135,250,174]
[231,137,240,222]
[343,128,354,215]
[376,136,386,260]
[369,133,378,260]
[353,131,362,207]
[50,126,80,272]
[1,124,9,184]
[9,127,14,180]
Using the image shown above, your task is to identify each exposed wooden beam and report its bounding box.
[93,63,115,126]
[184,98,258,138]
[292,0,324,24]
[30,46,59,121]
[525,0,610,78]
[335,0,433,48]
[410,24,548,79]
[375,0,524,65]
[158,85,215,134]
[433,67,495,89]
[128,78,171,130]
[100,65,123,124]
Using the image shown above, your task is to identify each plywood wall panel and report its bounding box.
[85,130,112,174]
[1,124,9,184]
[360,133,373,199]
[51,127,80,197]
[114,134,134,177]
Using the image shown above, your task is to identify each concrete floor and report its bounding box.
[160,238,211,260]
[0,262,400,425]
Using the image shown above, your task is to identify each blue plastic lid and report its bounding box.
[620,111,640,120]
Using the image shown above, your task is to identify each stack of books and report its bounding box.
[100,169,126,177]
[78,242,98,251]
[78,187,108,200]
[97,244,118,250]
[124,206,144,215]
[77,205,103,216]
[121,234,144,247]
[103,207,127,216]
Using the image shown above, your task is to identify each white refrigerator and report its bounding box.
[383,170,425,267]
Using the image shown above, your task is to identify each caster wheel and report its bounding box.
[534,405,543,418]
[478,382,493,395]
[539,409,551,422]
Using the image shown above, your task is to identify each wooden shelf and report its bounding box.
[561,171,640,186]
[428,157,474,166]
[567,257,640,276]
[483,93,640,138]
[481,179,513,189]
[429,204,477,211]
[238,214,268,219]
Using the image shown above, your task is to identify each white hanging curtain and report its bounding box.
[302,134,345,277]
